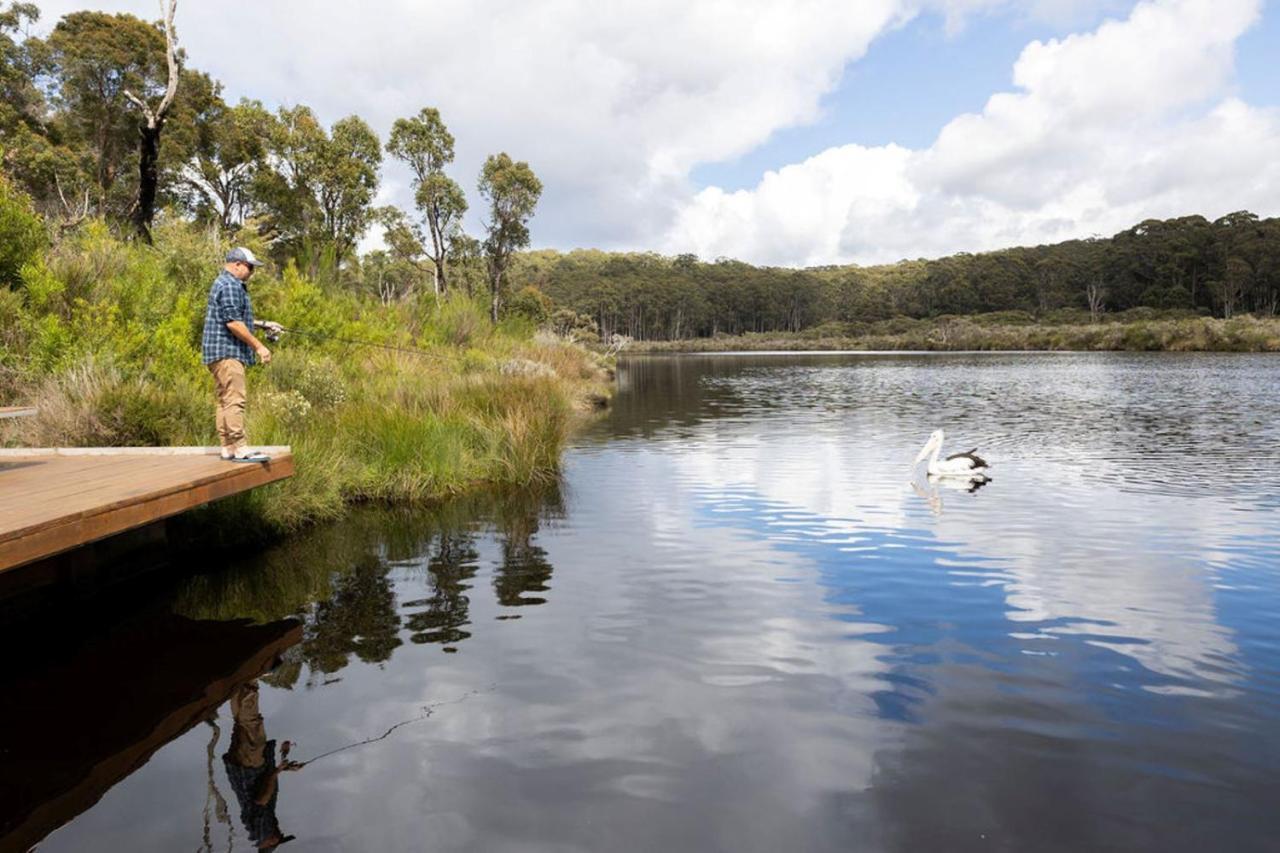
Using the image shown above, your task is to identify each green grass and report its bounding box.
[1,220,613,539]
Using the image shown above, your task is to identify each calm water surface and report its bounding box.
[6,353,1280,852]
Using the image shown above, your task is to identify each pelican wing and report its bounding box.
[945,449,988,469]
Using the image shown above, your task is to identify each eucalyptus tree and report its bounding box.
[385,108,466,296]
[0,3,44,160]
[478,153,541,323]
[38,10,170,218]
[371,205,431,300]
[121,0,179,242]
[177,97,272,231]
[256,106,381,269]
[0,2,74,220]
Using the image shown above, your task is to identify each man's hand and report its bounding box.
[256,345,272,364]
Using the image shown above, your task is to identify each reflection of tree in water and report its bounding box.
[264,554,405,689]
[173,485,565,678]
[493,484,566,609]
[494,511,554,608]
[302,555,403,674]
[403,533,479,646]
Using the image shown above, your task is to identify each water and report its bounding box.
[5,352,1280,852]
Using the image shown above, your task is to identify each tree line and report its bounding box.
[3,3,1277,341]
[0,2,541,320]
[511,212,1280,341]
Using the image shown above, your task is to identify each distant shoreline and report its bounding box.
[624,315,1280,354]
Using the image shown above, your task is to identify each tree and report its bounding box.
[371,205,430,301]
[1086,275,1106,322]
[385,108,467,296]
[122,0,179,242]
[0,3,43,147]
[478,153,541,323]
[176,97,272,230]
[39,10,170,217]
[318,115,381,262]
[256,106,381,269]
[1211,257,1251,319]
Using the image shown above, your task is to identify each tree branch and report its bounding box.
[121,88,156,124]
[155,0,180,120]
[120,1,179,128]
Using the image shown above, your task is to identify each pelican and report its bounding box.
[913,429,990,479]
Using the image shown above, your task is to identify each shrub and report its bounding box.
[4,220,612,542]
[508,285,553,324]
[0,177,46,288]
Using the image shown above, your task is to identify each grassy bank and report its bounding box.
[629,310,1280,353]
[0,221,613,537]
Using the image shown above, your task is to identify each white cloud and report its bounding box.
[669,0,1280,266]
[32,0,906,249]
[920,0,1132,33]
[29,0,1279,265]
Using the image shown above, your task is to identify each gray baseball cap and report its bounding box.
[226,246,265,267]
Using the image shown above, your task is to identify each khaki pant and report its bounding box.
[209,358,248,454]
[228,681,267,768]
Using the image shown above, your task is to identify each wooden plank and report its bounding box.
[1,456,289,540]
[0,448,293,572]
[0,406,36,419]
[0,445,290,457]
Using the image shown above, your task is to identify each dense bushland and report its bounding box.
[0,209,612,533]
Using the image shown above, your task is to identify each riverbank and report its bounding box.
[628,312,1280,353]
[0,222,613,541]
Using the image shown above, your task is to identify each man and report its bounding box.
[202,247,283,462]
[223,680,303,850]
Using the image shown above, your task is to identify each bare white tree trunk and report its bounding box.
[123,0,180,243]
[1086,276,1106,322]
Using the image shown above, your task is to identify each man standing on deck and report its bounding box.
[202,247,282,463]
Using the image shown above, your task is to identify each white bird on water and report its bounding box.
[913,429,990,480]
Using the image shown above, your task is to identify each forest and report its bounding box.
[515,212,1280,342]
[2,2,1277,348]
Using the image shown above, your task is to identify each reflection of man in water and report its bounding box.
[223,681,302,850]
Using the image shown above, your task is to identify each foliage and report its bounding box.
[478,152,542,322]
[254,106,382,267]
[386,107,467,295]
[0,222,614,540]
[632,311,1280,353]
[0,173,44,285]
[507,211,1280,341]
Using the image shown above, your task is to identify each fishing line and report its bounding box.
[293,686,491,767]
[276,326,462,361]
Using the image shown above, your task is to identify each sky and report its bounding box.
[28,0,1280,267]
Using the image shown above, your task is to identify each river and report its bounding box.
[5,352,1280,852]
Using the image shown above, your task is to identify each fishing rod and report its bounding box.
[271,326,463,361]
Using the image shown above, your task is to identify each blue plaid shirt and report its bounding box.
[223,738,282,846]
[202,270,256,365]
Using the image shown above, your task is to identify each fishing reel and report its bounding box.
[255,320,285,343]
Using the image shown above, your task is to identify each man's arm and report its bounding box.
[226,320,272,363]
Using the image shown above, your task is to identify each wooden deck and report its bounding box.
[0,447,293,572]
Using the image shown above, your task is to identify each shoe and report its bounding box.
[231,450,271,463]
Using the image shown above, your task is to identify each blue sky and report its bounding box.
[696,2,1280,193]
[33,0,1280,265]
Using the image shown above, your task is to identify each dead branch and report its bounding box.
[121,0,179,130]
[53,173,91,234]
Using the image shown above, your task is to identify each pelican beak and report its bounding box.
[913,447,930,466]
